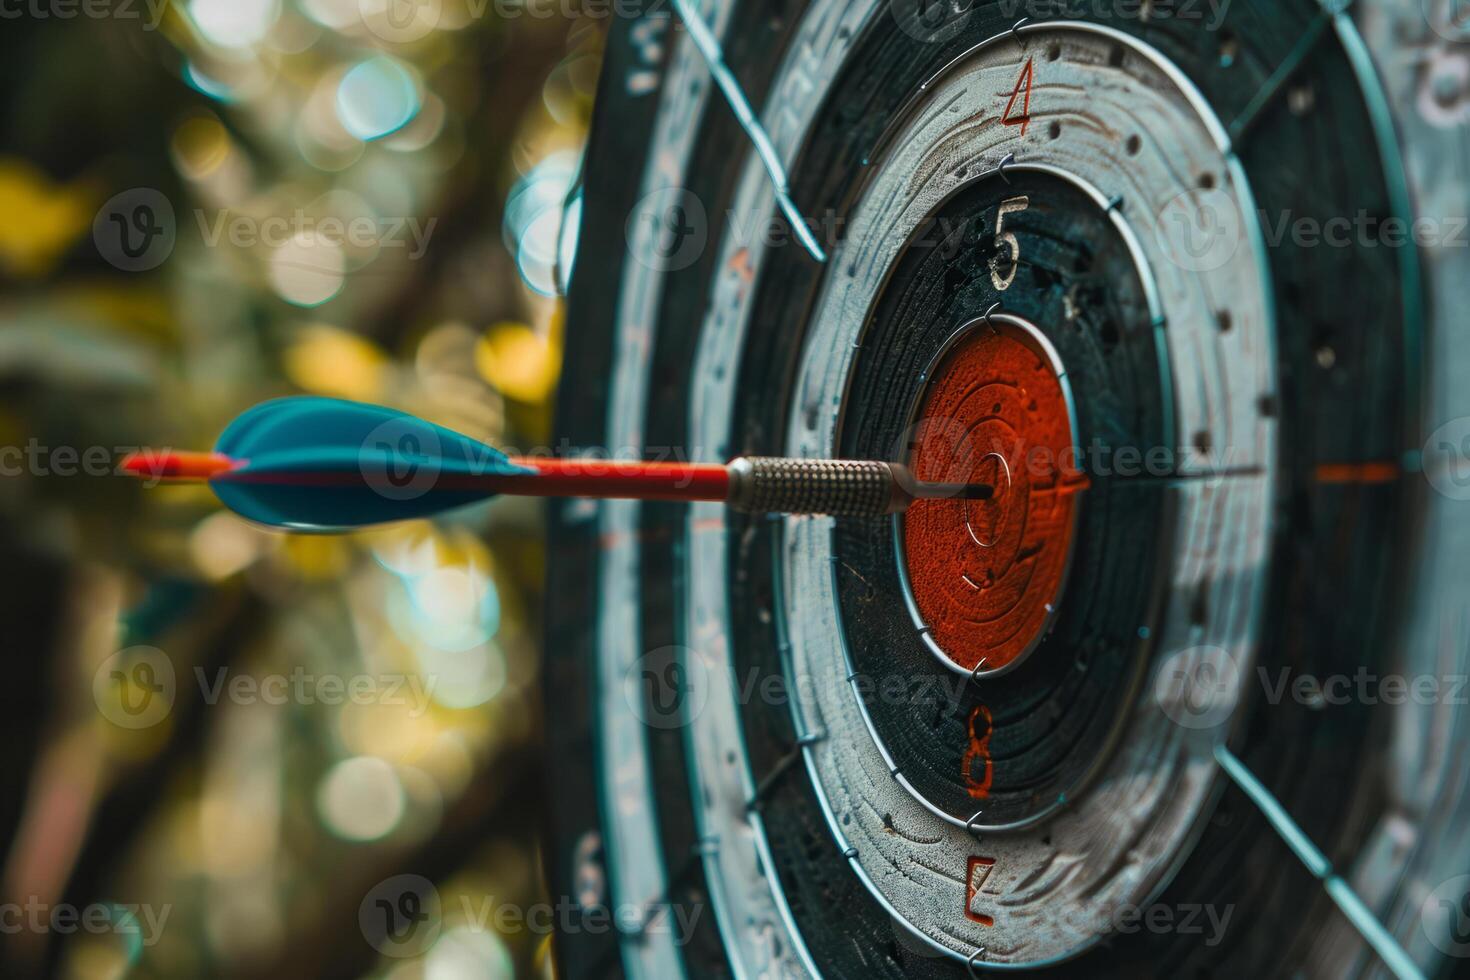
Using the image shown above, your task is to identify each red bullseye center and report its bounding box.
[902,319,1086,675]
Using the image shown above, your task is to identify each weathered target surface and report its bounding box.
[544,0,1470,977]
[773,23,1273,964]
[899,312,1086,677]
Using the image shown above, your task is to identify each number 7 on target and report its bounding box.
[1002,57,1035,136]
[965,856,997,927]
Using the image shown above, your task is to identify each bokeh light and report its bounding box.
[189,0,281,48]
[426,927,515,980]
[336,57,422,143]
[3,2,591,975]
[317,756,407,842]
[268,230,346,306]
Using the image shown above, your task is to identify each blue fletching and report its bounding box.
[210,397,530,531]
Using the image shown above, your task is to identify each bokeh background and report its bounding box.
[0,1,596,976]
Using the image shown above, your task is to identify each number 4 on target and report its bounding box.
[1003,57,1034,136]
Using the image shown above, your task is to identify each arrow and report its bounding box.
[121,397,991,531]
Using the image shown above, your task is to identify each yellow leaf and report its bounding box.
[0,159,96,278]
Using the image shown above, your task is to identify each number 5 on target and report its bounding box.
[991,197,1030,292]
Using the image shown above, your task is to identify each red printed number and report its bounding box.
[965,856,996,927]
[1002,58,1034,136]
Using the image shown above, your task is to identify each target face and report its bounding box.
[546,2,1470,977]
[899,311,1084,678]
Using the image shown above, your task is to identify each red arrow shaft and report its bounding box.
[499,457,730,501]
[123,450,732,502]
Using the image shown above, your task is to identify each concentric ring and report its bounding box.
[545,1,1443,976]
[898,312,1084,679]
